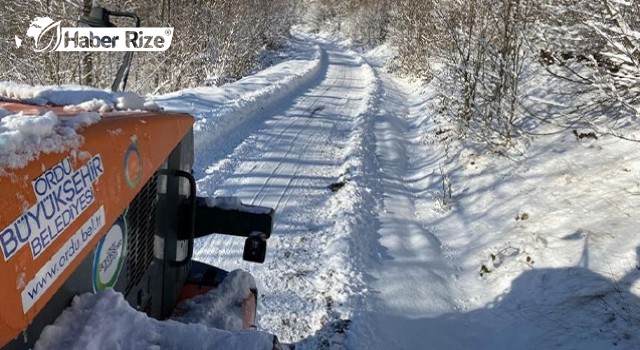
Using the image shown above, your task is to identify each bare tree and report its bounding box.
[0,0,297,94]
[527,0,639,139]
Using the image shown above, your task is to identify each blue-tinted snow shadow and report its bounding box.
[293,260,640,350]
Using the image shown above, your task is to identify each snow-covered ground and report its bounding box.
[29,30,640,349]
[35,271,276,350]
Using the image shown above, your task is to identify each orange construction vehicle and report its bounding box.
[0,7,274,349]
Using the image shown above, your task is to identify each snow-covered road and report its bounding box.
[179,33,640,349]
[191,40,384,345]
[182,35,465,348]
[32,31,640,350]
[346,69,466,349]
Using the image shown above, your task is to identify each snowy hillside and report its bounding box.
[24,29,640,349]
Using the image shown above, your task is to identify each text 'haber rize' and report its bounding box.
[64,31,166,49]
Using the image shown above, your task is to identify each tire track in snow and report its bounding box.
[189,50,333,271]
[192,47,329,197]
[345,64,464,350]
[248,87,332,209]
[292,53,386,350]
[251,73,350,225]
[191,41,376,345]
[162,38,330,189]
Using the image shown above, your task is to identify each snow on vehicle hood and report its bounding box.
[0,81,160,112]
[0,107,99,170]
[0,81,161,170]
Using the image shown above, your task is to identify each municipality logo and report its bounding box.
[15,16,173,52]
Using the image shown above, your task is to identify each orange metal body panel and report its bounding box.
[0,105,194,346]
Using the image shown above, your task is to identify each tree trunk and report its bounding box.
[81,0,93,86]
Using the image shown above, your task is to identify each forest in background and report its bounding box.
[307,0,639,148]
[1,0,638,148]
[0,0,296,93]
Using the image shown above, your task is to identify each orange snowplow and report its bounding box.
[0,100,274,349]
[1,6,276,349]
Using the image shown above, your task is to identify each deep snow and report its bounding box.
[25,29,640,349]
[34,273,275,350]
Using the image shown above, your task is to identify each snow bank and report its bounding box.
[154,33,326,179]
[348,58,640,349]
[34,283,275,350]
[0,81,160,112]
[173,269,256,331]
[0,108,100,170]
